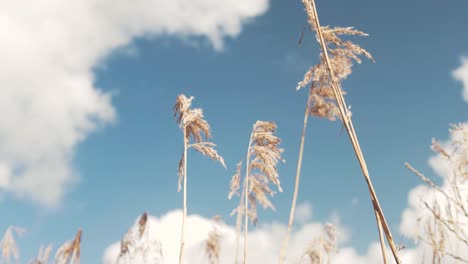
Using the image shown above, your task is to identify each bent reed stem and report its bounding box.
[307,0,401,263]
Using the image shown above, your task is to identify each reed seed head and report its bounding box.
[30,244,53,264]
[55,229,82,264]
[205,217,222,264]
[228,161,243,200]
[297,0,373,121]
[230,121,285,225]
[174,94,225,191]
[1,226,25,263]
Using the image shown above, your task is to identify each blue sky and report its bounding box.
[0,0,467,263]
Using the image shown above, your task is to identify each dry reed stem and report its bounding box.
[279,1,379,262]
[55,229,82,264]
[179,127,188,264]
[279,89,312,264]
[243,132,254,264]
[174,94,225,264]
[295,0,401,263]
[1,226,25,264]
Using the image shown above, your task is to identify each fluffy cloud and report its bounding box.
[295,201,313,224]
[102,206,421,264]
[102,208,341,264]
[453,57,468,102]
[0,0,268,207]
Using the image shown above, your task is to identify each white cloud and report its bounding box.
[453,57,468,102]
[0,0,268,207]
[295,201,313,224]
[103,210,341,264]
[103,209,422,264]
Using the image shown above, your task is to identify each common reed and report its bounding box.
[54,229,82,264]
[205,216,222,264]
[280,1,400,263]
[229,121,284,264]
[301,223,337,264]
[29,245,53,264]
[0,226,25,264]
[174,94,225,264]
[117,212,164,264]
[405,123,468,263]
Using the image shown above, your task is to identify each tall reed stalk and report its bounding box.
[174,94,225,264]
[278,89,311,264]
[229,121,284,264]
[305,0,400,262]
[280,1,401,263]
[243,132,254,264]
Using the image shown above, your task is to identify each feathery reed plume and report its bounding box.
[300,223,337,264]
[55,229,82,264]
[229,121,284,264]
[405,123,468,263]
[117,212,164,264]
[29,244,53,264]
[0,226,25,264]
[279,1,375,263]
[174,94,225,264]
[280,1,401,263]
[205,216,222,264]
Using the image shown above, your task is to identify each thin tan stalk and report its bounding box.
[279,90,311,264]
[234,181,245,264]
[306,0,401,263]
[179,128,188,264]
[243,132,254,264]
[375,212,388,264]
[174,94,225,264]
